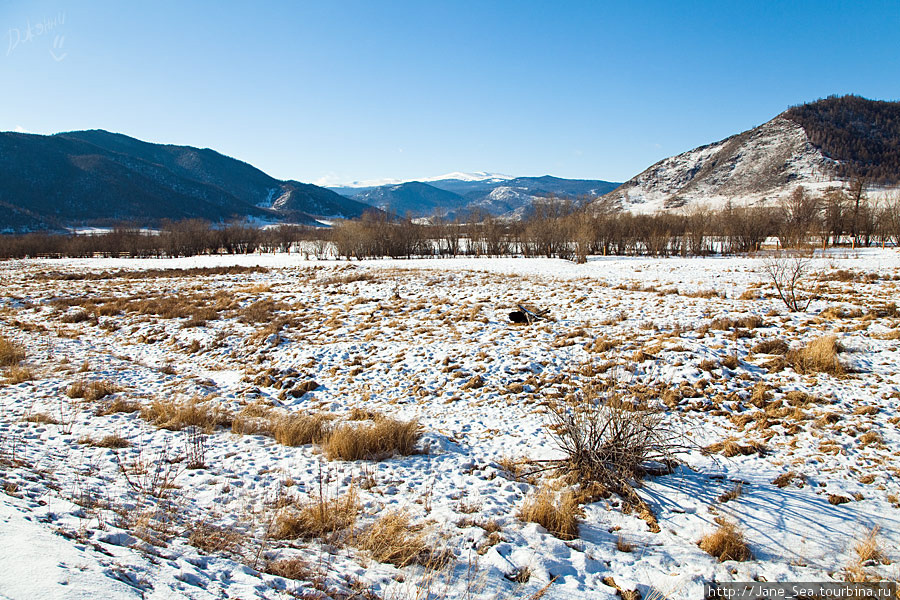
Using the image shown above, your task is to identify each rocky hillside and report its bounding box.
[603,96,899,213]
[0,130,375,232]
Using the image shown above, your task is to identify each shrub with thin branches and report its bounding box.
[539,386,680,495]
[762,250,818,312]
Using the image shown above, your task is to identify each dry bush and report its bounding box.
[540,386,679,495]
[698,518,752,562]
[751,338,789,355]
[140,396,232,433]
[786,335,845,376]
[762,251,817,312]
[772,471,803,488]
[718,483,743,503]
[3,366,34,384]
[829,494,852,505]
[323,416,420,461]
[273,411,333,446]
[271,487,360,540]
[519,485,582,540]
[356,510,434,567]
[0,336,25,366]
[854,527,887,564]
[67,379,120,401]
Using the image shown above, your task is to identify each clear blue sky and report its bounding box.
[2,1,898,184]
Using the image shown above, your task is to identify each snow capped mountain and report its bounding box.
[604,96,900,214]
[332,171,512,189]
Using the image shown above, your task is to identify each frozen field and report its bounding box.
[1,250,899,600]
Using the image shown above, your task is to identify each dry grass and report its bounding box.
[272,412,333,446]
[0,336,25,367]
[80,433,130,448]
[140,396,232,433]
[704,437,766,457]
[323,416,420,461]
[772,471,803,488]
[264,556,313,580]
[188,522,243,555]
[519,485,582,540]
[271,487,360,540]
[751,338,789,355]
[854,527,887,564]
[718,483,743,503]
[3,365,34,384]
[698,518,752,562]
[786,335,845,376]
[95,397,140,415]
[25,412,59,425]
[355,510,434,567]
[67,379,121,401]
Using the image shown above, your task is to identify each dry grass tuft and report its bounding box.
[854,527,887,565]
[323,416,420,461]
[140,396,232,433]
[751,338,789,355]
[519,485,582,540]
[356,510,434,567]
[273,412,333,447]
[80,433,130,448]
[188,522,243,555]
[0,336,25,366]
[786,335,845,376]
[271,488,360,540]
[718,483,743,503]
[25,412,59,425]
[264,556,313,580]
[698,518,752,562]
[3,365,34,384]
[772,471,803,488]
[95,397,140,415]
[67,379,121,401]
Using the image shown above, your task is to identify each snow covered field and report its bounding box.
[1,250,899,600]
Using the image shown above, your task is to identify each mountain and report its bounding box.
[0,130,375,232]
[602,95,900,214]
[333,173,620,219]
[351,182,469,217]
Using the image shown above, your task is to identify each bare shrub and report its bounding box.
[786,335,845,376]
[0,336,25,366]
[323,416,420,461]
[698,518,752,562]
[519,485,581,540]
[762,251,818,312]
[356,510,434,567]
[271,487,360,540]
[538,386,680,495]
[140,396,232,433]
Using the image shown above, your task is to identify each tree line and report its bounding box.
[2,185,898,261]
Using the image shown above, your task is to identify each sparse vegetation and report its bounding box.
[519,485,582,540]
[323,416,420,461]
[698,518,752,562]
[0,336,25,366]
[140,396,233,432]
[786,335,845,376]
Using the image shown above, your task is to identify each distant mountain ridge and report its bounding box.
[602,95,900,214]
[0,129,375,232]
[333,173,621,219]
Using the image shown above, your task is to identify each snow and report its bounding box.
[335,172,513,188]
[1,249,899,599]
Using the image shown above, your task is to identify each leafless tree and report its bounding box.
[762,250,818,311]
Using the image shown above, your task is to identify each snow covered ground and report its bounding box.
[1,249,899,599]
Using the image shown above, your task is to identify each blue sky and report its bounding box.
[1,1,898,184]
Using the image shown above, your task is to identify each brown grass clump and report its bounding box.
[140,396,232,433]
[80,433,130,448]
[273,412,333,447]
[786,335,845,376]
[323,416,420,461]
[188,522,243,555]
[751,338,789,355]
[271,488,360,540]
[0,336,25,366]
[67,379,120,401]
[356,510,434,567]
[25,412,59,425]
[519,485,582,540]
[718,483,743,503]
[828,494,852,505]
[3,366,34,384]
[704,437,766,457]
[698,518,752,562]
[772,471,803,488]
[264,556,313,580]
[95,397,140,416]
[853,527,887,565]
